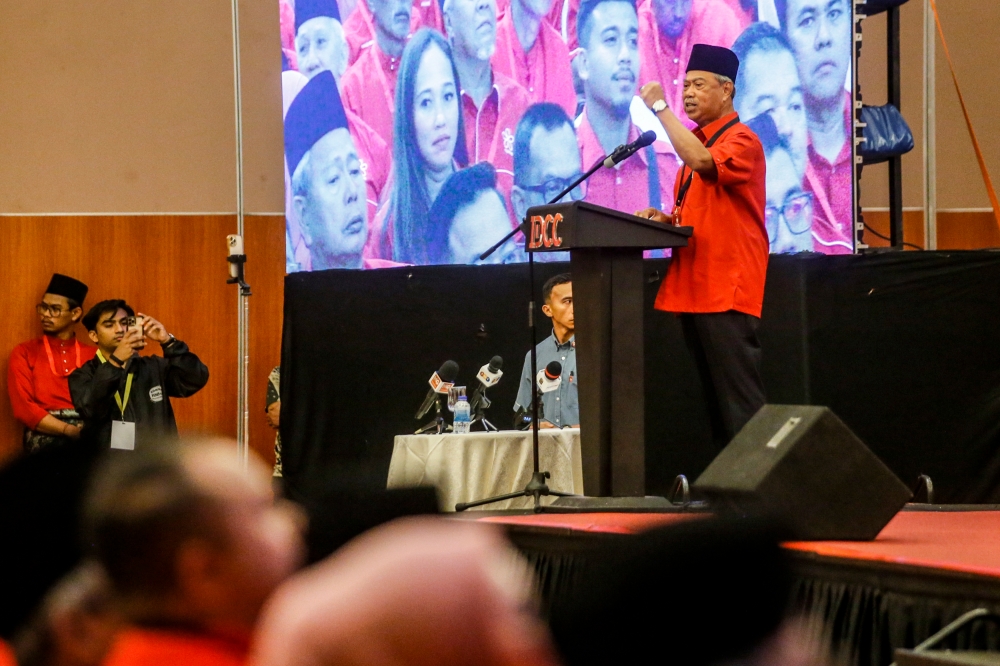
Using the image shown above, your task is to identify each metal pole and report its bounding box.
[923,0,937,249]
[230,0,250,468]
[887,5,904,248]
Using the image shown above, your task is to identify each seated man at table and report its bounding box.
[514,273,579,429]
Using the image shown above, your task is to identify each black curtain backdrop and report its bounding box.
[280,251,1000,506]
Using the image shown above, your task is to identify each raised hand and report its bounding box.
[138,313,171,344]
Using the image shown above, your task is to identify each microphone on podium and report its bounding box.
[604,130,657,168]
[415,360,459,419]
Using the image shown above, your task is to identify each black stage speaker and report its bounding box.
[693,405,912,540]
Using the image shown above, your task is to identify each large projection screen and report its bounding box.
[279,0,856,271]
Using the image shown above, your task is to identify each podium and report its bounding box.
[524,201,691,497]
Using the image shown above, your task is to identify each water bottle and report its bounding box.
[453,396,471,434]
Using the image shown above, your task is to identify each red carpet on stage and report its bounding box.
[479,510,1000,579]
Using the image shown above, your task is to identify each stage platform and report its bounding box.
[473,508,1000,666]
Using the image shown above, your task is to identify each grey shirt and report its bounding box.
[514,331,579,427]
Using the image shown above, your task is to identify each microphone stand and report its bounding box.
[456,155,608,512]
[414,396,448,435]
[470,392,498,432]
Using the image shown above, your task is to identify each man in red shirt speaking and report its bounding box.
[636,43,768,449]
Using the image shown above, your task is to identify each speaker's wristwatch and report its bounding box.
[651,99,667,114]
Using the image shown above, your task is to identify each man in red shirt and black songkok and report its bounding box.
[7,274,96,453]
[86,440,305,666]
[637,44,769,449]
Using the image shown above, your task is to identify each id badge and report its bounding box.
[111,420,136,451]
[671,206,682,226]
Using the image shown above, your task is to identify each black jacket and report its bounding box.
[69,340,209,451]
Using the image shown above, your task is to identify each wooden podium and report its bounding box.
[524,201,692,497]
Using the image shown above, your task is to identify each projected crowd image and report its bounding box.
[280,0,855,271]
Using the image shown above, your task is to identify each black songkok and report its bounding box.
[45,273,89,306]
[295,0,341,32]
[687,43,740,81]
[284,70,350,177]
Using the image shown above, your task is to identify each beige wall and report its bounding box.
[859,0,1000,211]
[0,0,283,214]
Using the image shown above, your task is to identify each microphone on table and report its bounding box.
[536,361,563,394]
[469,356,503,415]
[515,361,562,429]
[603,130,657,168]
[415,360,459,419]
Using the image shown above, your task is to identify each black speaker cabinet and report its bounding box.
[693,405,912,540]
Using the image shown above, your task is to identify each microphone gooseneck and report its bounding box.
[603,130,658,168]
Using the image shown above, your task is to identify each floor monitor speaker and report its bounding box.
[693,405,912,540]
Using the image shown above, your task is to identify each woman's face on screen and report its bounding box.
[412,44,460,173]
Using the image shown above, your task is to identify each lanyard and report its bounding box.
[42,336,82,377]
[96,351,135,419]
[673,116,741,214]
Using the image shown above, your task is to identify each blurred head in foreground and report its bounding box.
[548,516,822,666]
[250,516,560,666]
[12,563,122,666]
[83,439,306,637]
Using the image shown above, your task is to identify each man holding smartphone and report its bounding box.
[69,300,209,452]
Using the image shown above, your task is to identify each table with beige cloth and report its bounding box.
[386,428,583,511]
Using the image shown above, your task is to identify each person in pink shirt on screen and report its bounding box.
[291,0,392,233]
[511,103,583,262]
[492,0,577,115]
[283,70,391,268]
[294,0,350,80]
[340,0,413,147]
[286,71,400,270]
[637,0,742,130]
[378,29,471,264]
[343,0,445,66]
[444,0,531,210]
[775,0,854,254]
[575,0,679,225]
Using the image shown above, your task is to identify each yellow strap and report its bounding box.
[96,351,135,418]
[930,0,1000,237]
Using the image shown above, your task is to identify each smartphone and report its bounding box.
[126,315,145,337]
